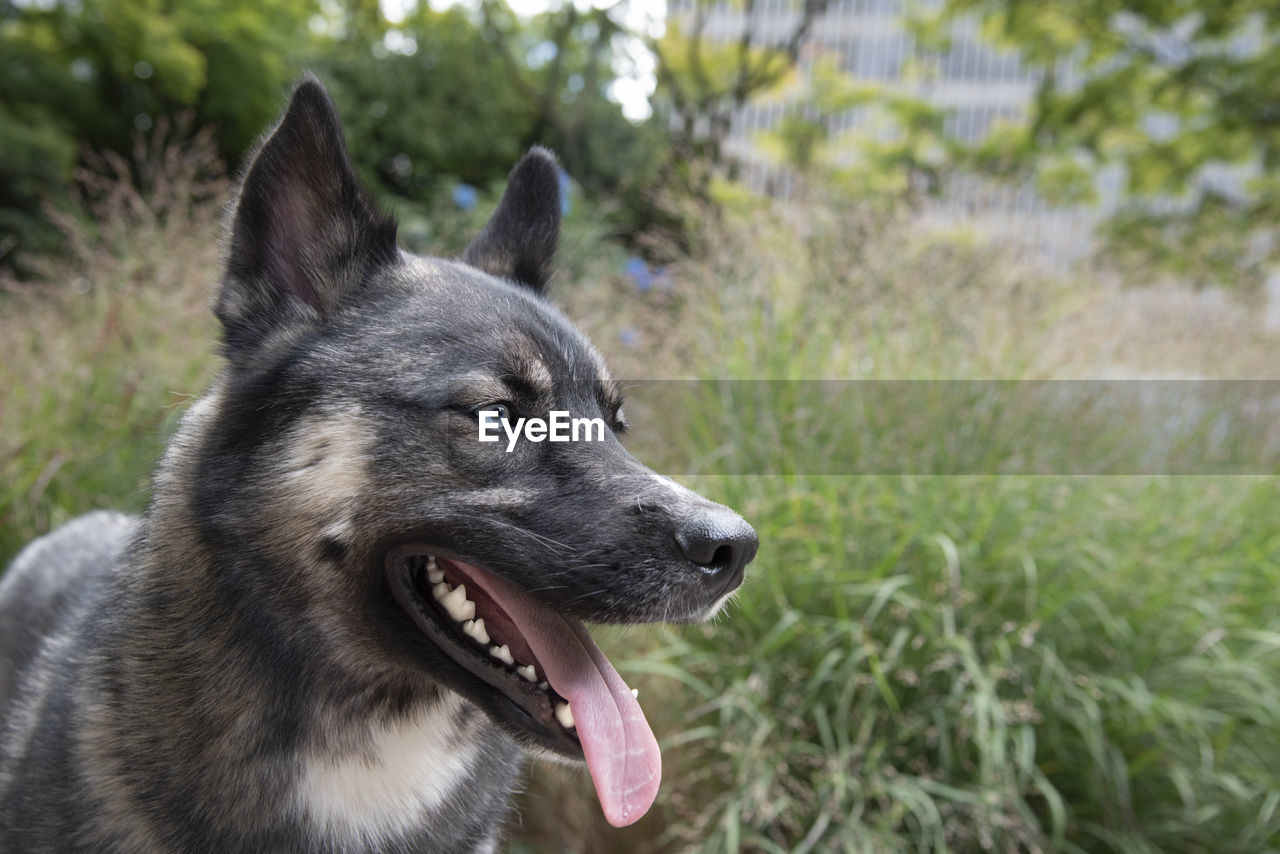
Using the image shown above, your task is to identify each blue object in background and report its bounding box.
[619,327,639,347]
[624,256,653,292]
[452,183,478,210]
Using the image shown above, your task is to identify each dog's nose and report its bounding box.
[675,508,758,597]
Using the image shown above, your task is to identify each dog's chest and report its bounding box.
[295,695,516,849]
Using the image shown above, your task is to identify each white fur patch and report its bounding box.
[476,829,502,854]
[703,588,740,621]
[296,696,477,843]
[648,472,701,502]
[279,409,373,540]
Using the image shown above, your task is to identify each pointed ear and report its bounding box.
[217,75,397,360]
[462,147,561,293]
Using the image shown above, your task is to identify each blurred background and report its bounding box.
[2,0,1279,851]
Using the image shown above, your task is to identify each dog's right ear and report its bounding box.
[217,75,397,362]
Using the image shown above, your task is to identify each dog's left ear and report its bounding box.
[462,148,561,294]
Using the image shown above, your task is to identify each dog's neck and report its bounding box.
[79,389,525,850]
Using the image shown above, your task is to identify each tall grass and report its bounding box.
[640,474,1280,853]
[3,148,1279,854]
[556,196,1280,853]
[0,122,224,559]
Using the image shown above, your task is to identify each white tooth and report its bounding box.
[490,644,514,666]
[440,584,475,622]
[463,618,490,645]
[426,557,444,584]
[555,701,575,729]
[517,664,537,682]
[537,681,549,691]
[432,581,450,600]
[631,688,639,699]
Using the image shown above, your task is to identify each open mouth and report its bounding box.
[385,546,661,828]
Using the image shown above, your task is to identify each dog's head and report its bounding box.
[199,76,756,826]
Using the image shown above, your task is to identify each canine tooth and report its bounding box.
[517,664,537,682]
[490,644,514,666]
[463,618,490,645]
[432,581,450,600]
[631,688,639,699]
[537,681,549,691]
[555,701,575,730]
[440,584,476,622]
[426,556,444,584]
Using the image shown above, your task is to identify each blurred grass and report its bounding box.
[3,143,1280,853]
[0,124,223,559]
[528,192,1280,853]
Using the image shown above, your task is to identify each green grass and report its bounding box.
[3,159,1279,853]
[641,474,1280,853]
[542,197,1280,853]
[0,144,223,559]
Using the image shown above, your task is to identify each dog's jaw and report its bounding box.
[385,546,662,827]
[386,552,580,757]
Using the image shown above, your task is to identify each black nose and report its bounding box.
[675,508,758,598]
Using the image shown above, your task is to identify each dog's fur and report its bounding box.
[0,78,756,852]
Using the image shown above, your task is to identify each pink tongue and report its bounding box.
[458,564,661,827]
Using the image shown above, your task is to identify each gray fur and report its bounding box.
[0,77,756,852]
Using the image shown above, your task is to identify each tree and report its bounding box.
[0,0,314,270]
[757,53,954,200]
[941,0,1280,287]
[317,4,538,198]
[1,0,669,271]
[475,0,665,200]
[650,0,835,199]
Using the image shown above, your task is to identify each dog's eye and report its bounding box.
[474,403,513,423]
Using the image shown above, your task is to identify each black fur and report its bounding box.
[0,77,756,853]
[218,75,399,360]
[462,147,561,292]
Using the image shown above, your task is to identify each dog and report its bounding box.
[0,77,757,853]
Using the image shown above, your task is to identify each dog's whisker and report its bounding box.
[484,519,578,556]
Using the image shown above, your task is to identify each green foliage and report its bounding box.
[833,89,954,199]
[669,0,1280,285]
[315,1,670,241]
[651,0,834,203]
[656,23,793,113]
[649,474,1280,854]
[596,198,1280,853]
[0,127,225,560]
[479,0,666,199]
[757,56,873,173]
[938,0,1280,287]
[1,0,671,271]
[0,0,313,271]
[317,6,538,197]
